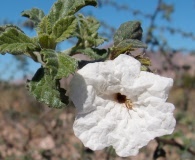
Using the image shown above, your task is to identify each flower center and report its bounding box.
[115,93,133,109]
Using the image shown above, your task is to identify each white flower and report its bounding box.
[69,54,176,157]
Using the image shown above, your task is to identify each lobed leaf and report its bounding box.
[56,53,78,79]
[38,16,52,35]
[41,49,59,77]
[27,49,78,108]
[0,24,24,34]
[27,68,68,108]
[78,14,100,36]
[76,48,108,60]
[38,34,56,49]
[52,15,77,43]
[48,0,97,25]
[21,8,45,26]
[86,36,106,47]
[75,14,107,47]
[41,49,78,79]
[0,26,38,55]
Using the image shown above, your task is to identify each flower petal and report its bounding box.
[69,54,176,157]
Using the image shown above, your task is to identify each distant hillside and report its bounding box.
[146,52,195,79]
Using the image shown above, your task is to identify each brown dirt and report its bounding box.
[0,83,194,160]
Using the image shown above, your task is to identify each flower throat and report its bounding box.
[115,93,133,109]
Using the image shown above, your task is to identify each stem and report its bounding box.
[33,51,46,66]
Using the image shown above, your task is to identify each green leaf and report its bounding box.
[38,16,52,35]
[135,54,151,66]
[0,24,23,33]
[27,68,68,108]
[134,54,151,71]
[110,39,147,60]
[48,0,97,25]
[27,49,78,108]
[56,53,78,79]
[77,14,100,36]
[0,25,39,55]
[38,34,56,49]
[116,39,147,49]
[113,21,143,45]
[52,15,77,43]
[41,49,78,79]
[41,49,58,77]
[75,14,107,47]
[76,48,108,60]
[21,8,45,26]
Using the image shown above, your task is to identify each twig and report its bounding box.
[156,137,195,156]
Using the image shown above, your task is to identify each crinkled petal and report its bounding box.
[73,99,175,156]
[69,54,176,157]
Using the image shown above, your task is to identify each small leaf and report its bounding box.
[56,53,78,79]
[38,16,52,35]
[86,36,106,47]
[76,48,108,60]
[75,14,107,47]
[0,26,39,55]
[110,39,147,60]
[135,54,152,72]
[27,49,77,108]
[52,15,77,42]
[27,68,68,108]
[135,54,151,66]
[21,8,45,26]
[48,0,97,25]
[113,21,143,45]
[116,39,147,49]
[38,34,56,49]
[41,49,78,79]
[41,49,58,77]
[0,24,24,33]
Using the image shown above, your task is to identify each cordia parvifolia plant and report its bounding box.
[0,0,149,109]
[0,0,184,159]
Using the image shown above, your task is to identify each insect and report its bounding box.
[115,93,133,110]
[125,99,133,110]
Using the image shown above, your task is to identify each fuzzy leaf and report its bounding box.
[0,24,23,33]
[38,16,52,35]
[21,8,45,26]
[56,53,78,79]
[52,16,77,42]
[76,48,108,60]
[75,14,107,47]
[27,49,77,108]
[38,34,56,49]
[116,39,147,49]
[113,21,143,45]
[41,49,58,77]
[27,68,68,108]
[135,54,151,66]
[0,26,38,55]
[86,35,106,47]
[48,0,97,25]
[41,49,78,79]
[110,39,147,60]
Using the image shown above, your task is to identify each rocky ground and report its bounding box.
[0,83,194,160]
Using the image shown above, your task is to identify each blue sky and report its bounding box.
[1,0,195,80]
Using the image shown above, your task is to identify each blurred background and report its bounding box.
[0,0,195,159]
